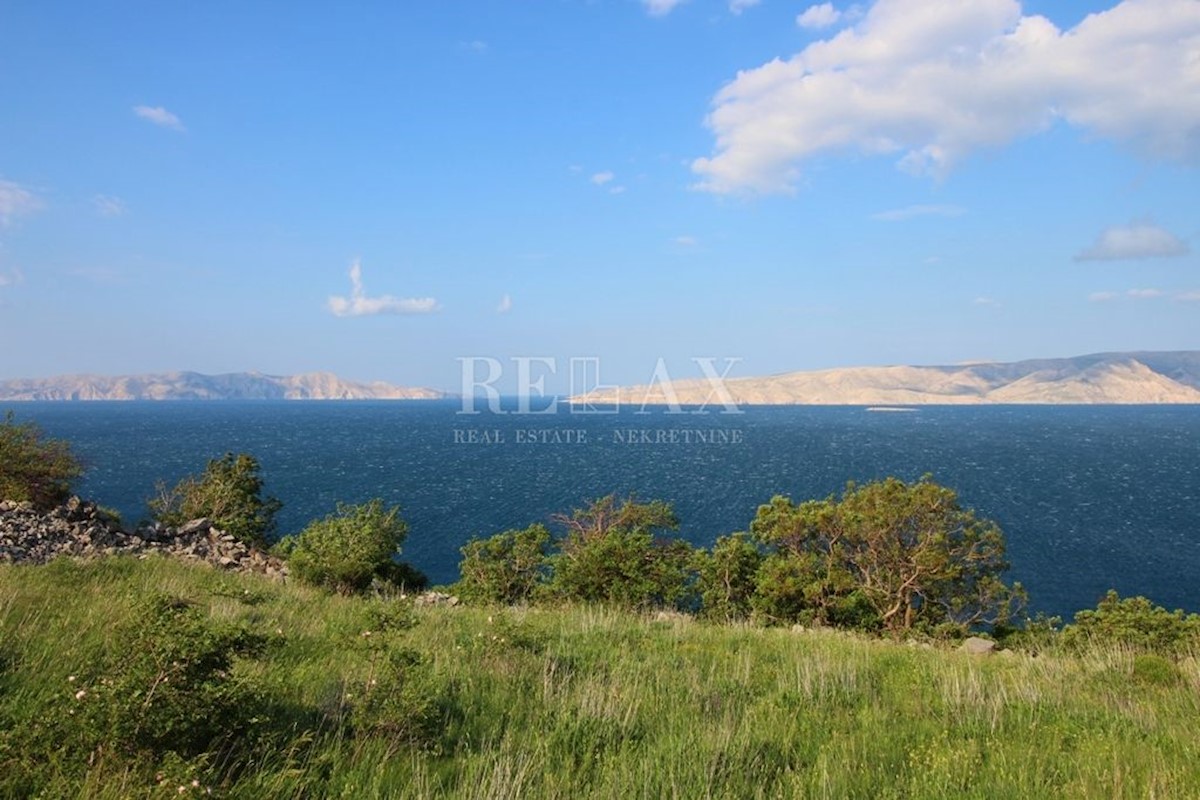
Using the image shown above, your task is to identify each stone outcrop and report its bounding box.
[0,497,289,580]
[959,636,997,656]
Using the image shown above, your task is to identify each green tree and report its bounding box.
[0,411,84,509]
[281,499,413,594]
[548,495,694,610]
[149,453,281,545]
[693,533,762,622]
[457,523,552,603]
[750,477,1023,634]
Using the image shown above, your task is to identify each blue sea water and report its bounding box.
[10,401,1200,619]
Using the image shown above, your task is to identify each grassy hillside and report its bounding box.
[2,557,1198,798]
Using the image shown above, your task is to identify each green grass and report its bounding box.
[2,556,1198,798]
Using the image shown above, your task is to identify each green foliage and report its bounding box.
[749,551,819,625]
[149,452,281,545]
[3,558,1200,798]
[1131,653,1182,686]
[548,495,694,610]
[457,523,552,603]
[1062,590,1200,655]
[995,613,1063,655]
[283,499,413,595]
[693,533,763,622]
[0,410,84,509]
[749,477,1023,633]
[348,646,444,753]
[40,594,267,763]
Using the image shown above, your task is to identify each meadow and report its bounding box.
[2,556,1197,799]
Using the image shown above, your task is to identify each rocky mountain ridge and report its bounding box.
[0,371,447,401]
[569,351,1200,406]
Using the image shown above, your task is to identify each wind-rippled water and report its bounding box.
[14,401,1200,619]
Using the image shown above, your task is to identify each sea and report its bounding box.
[11,401,1200,620]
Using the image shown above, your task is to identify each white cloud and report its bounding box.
[1088,291,1119,302]
[871,204,965,221]
[675,235,698,246]
[0,180,42,227]
[327,260,439,317]
[609,185,627,194]
[694,0,1200,194]
[797,3,842,29]
[1126,287,1164,298]
[972,295,998,306]
[591,171,614,185]
[642,0,687,17]
[133,105,185,131]
[1176,290,1200,302]
[497,293,513,313]
[1075,222,1190,261]
[460,40,489,54]
[93,194,126,217]
[730,0,761,15]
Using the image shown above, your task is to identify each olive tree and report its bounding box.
[751,476,1023,634]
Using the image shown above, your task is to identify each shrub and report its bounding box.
[49,594,268,760]
[1131,653,1182,686]
[693,533,762,622]
[0,410,84,509]
[458,523,552,603]
[282,499,414,594]
[1062,590,1200,655]
[548,495,695,610]
[349,647,444,753]
[994,613,1063,655]
[149,452,281,545]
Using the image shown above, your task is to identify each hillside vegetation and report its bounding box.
[2,557,1199,799]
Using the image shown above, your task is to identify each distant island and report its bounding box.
[0,371,448,401]
[570,351,1200,406]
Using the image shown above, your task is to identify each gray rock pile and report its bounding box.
[0,496,288,580]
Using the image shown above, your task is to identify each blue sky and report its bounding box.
[0,0,1196,392]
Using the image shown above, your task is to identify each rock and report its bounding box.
[177,518,212,536]
[415,591,460,607]
[960,637,996,656]
[0,500,290,579]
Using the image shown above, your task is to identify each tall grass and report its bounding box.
[2,556,1198,798]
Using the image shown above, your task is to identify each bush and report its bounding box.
[548,495,694,610]
[1062,590,1200,655]
[693,533,762,622]
[0,410,84,509]
[458,523,552,603]
[348,647,444,753]
[282,499,414,594]
[47,594,268,759]
[149,452,281,545]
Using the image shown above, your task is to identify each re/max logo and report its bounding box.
[455,357,743,415]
